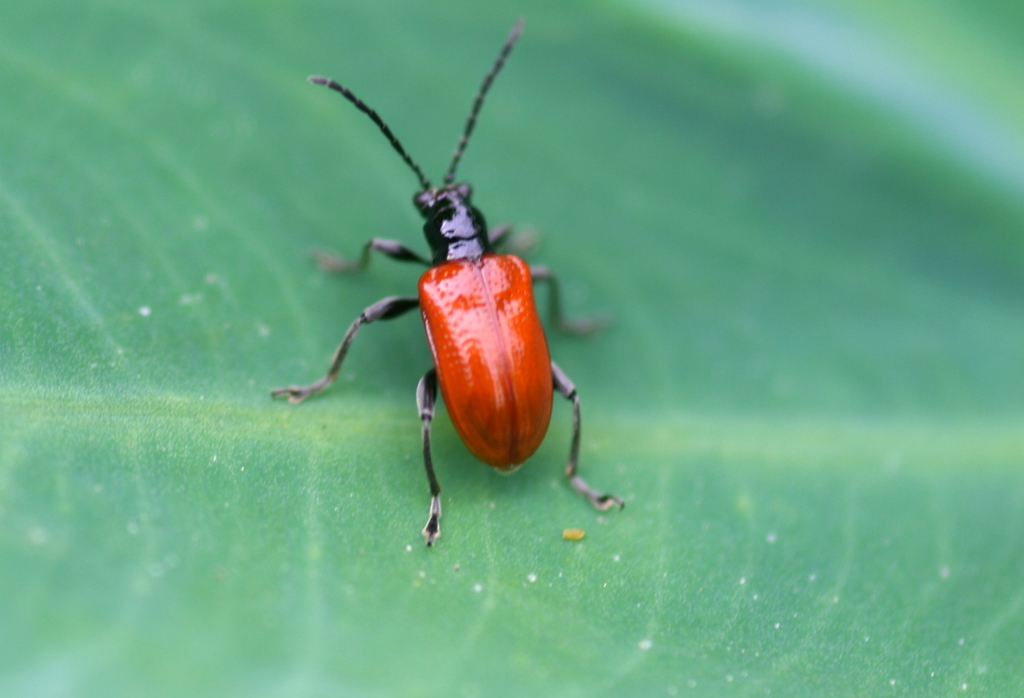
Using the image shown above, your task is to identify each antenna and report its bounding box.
[443,19,524,185]
[308,76,432,191]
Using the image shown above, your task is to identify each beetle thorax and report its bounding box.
[415,183,491,263]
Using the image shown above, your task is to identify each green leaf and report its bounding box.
[3,0,1024,695]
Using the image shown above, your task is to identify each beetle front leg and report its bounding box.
[531,265,611,335]
[416,369,443,545]
[271,295,419,403]
[313,237,430,272]
[489,223,541,256]
[488,223,512,247]
[552,361,624,511]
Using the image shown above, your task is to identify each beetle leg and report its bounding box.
[416,369,443,545]
[552,361,624,511]
[531,265,611,335]
[490,224,541,256]
[488,223,512,247]
[271,295,419,403]
[313,237,430,272]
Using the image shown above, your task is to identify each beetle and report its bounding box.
[273,20,623,545]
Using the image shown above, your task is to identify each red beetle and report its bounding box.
[273,21,623,545]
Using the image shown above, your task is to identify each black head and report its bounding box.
[308,20,523,263]
[414,183,489,263]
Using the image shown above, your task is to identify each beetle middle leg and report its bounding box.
[531,265,611,335]
[552,361,624,511]
[313,237,430,272]
[489,223,541,256]
[271,295,419,403]
[416,368,443,545]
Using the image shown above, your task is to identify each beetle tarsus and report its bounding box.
[423,496,442,546]
[311,248,359,272]
[570,475,625,511]
[553,361,625,513]
[271,381,327,403]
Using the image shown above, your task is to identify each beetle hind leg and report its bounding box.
[417,369,443,545]
[552,361,625,511]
